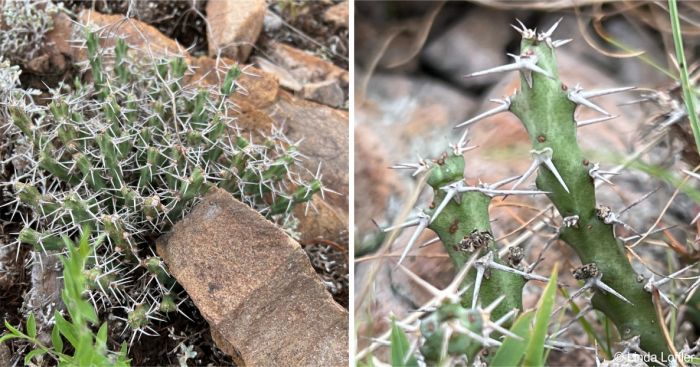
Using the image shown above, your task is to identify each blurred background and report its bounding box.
[354,1,700,365]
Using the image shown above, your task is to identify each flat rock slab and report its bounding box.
[76,10,189,61]
[206,0,266,62]
[156,188,348,367]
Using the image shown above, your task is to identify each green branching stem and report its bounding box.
[425,154,525,322]
[511,38,667,357]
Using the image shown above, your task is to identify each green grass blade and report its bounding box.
[51,324,63,352]
[669,0,700,156]
[491,310,535,367]
[390,318,417,367]
[523,264,559,367]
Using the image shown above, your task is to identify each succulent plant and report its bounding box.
[1,28,322,350]
[364,19,697,365]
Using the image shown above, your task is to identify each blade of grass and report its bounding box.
[491,311,535,367]
[390,318,418,367]
[669,0,700,156]
[523,264,559,367]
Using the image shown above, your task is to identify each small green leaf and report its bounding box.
[390,318,418,367]
[24,348,46,365]
[117,341,130,364]
[54,312,78,347]
[0,333,20,343]
[523,264,559,367]
[96,323,108,352]
[51,324,64,352]
[491,311,535,367]
[27,313,36,339]
[3,320,25,337]
[77,298,99,325]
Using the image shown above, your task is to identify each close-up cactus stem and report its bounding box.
[355,10,700,364]
[498,21,666,358]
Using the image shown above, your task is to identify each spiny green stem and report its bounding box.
[426,154,525,321]
[511,37,666,358]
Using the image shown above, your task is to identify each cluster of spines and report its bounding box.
[2,32,321,345]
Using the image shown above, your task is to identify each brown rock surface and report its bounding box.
[302,79,345,108]
[0,341,10,366]
[293,195,348,246]
[323,1,349,29]
[265,90,349,211]
[206,0,266,62]
[75,10,189,61]
[256,42,349,106]
[421,7,512,88]
[358,72,477,168]
[45,12,73,57]
[353,125,403,239]
[268,43,349,89]
[187,56,279,113]
[252,55,304,91]
[156,188,347,367]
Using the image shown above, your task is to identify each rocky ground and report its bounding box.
[354,2,700,365]
[1,0,348,365]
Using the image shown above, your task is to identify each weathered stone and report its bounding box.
[293,195,348,247]
[187,56,279,113]
[0,341,10,366]
[252,55,303,91]
[206,0,266,62]
[421,8,511,89]
[45,12,73,56]
[264,90,349,212]
[353,125,403,240]
[263,11,283,33]
[323,1,348,29]
[156,188,347,367]
[75,10,189,62]
[235,108,276,133]
[268,42,349,89]
[358,72,477,162]
[257,43,348,105]
[302,79,345,108]
[24,51,66,75]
